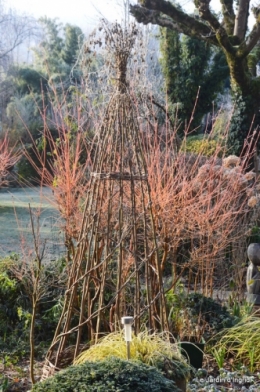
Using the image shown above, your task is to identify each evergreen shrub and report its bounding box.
[181,135,220,157]
[32,356,181,392]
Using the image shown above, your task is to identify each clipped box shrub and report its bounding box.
[32,356,181,392]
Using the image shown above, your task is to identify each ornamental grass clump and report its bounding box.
[210,314,260,371]
[74,330,190,383]
[75,330,182,365]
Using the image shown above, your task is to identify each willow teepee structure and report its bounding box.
[43,22,168,377]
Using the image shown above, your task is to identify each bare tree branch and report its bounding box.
[0,4,38,66]
[234,0,250,40]
[220,0,235,35]
[195,0,235,52]
[239,18,260,58]
[130,2,219,45]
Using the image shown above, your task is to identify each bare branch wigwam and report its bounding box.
[42,22,168,378]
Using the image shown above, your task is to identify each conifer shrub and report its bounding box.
[32,357,181,392]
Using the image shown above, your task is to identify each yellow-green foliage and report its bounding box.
[211,315,260,371]
[0,256,15,273]
[181,135,219,157]
[74,330,183,367]
[212,111,230,139]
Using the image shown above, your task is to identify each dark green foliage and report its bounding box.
[0,256,65,353]
[7,20,83,99]
[131,0,260,160]
[167,292,238,342]
[182,293,236,330]
[160,28,229,135]
[227,89,260,160]
[0,256,28,327]
[8,66,48,95]
[0,255,30,351]
[33,18,83,84]
[35,17,64,72]
[17,127,59,184]
[248,226,260,244]
[62,24,84,67]
[160,28,181,102]
[32,357,180,392]
[17,149,41,184]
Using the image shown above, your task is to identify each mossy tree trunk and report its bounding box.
[130,0,260,159]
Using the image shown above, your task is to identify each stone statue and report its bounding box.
[247,243,260,305]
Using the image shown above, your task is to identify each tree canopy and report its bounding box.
[4,18,84,140]
[130,0,260,159]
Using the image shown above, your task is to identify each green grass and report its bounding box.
[0,187,64,259]
[0,187,52,208]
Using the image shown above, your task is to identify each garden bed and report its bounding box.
[1,355,260,392]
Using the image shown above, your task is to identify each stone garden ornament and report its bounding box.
[247,243,260,305]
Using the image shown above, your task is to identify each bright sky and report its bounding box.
[4,0,136,33]
[3,0,257,32]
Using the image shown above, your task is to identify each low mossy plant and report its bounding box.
[32,356,181,392]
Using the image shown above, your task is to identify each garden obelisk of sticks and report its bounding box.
[43,23,168,376]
